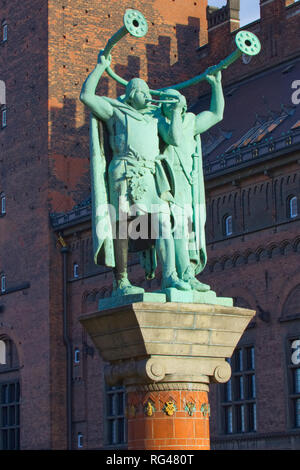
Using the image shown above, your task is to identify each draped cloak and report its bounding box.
[160,112,208,276]
[89,98,170,269]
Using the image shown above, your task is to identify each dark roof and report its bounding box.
[190,57,300,169]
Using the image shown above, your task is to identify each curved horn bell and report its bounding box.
[103,9,262,97]
[104,9,148,87]
[123,9,148,38]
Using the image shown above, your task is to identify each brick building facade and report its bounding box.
[0,0,300,450]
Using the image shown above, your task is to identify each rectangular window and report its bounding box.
[288,338,300,428]
[220,346,257,434]
[0,381,20,450]
[106,386,127,446]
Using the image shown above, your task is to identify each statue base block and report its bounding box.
[99,289,233,311]
[98,292,166,311]
[80,301,255,451]
[163,288,233,307]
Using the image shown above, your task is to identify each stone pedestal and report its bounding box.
[80,301,255,450]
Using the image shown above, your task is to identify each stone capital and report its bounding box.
[80,301,255,391]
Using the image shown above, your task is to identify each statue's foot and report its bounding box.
[187,277,211,292]
[112,279,145,297]
[182,266,210,292]
[162,273,191,291]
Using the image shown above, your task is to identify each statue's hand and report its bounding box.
[97,49,112,69]
[205,66,222,85]
[168,94,186,113]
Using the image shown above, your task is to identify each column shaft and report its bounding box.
[127,389,210,450]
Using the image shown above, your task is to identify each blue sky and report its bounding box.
[208,0,261,27]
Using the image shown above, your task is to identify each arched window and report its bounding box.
[289,196,298,219]
[1,193,6,215]
[2,21,7,43]
[1,274,6,293]
[73,263,79,278]
[0,340,5,364]
[224,215,233,236]
[281,284,300,321]
[74,348,80,364]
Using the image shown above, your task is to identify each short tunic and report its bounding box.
[106,106,170,218]
[164,113,196,208]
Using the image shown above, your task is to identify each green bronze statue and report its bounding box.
[159,70,224,292]
[80,52,192,295]
[79,9,261,299]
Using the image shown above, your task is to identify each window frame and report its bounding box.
[3,25,7,42]
[224,214,233,237]
[288,196,298,219]
[0,341,5,365]
[2,22,7,43]
[0,275,6,294]
[1,194,6,216]
[77,432,83,449]
[0,380,20,450]
[73,263,79,279]
[219,345,257,436]
[1,106,6,129]
[105,385,127,447]
[74,348,80,364]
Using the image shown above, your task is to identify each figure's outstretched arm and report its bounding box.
[80,51,114,121]
[194,69,224,135]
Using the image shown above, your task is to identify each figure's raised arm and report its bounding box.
[194,68,225,135]
[158,92,186,147]
[80,51,114,121]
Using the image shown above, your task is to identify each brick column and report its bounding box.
[127,389,210,451]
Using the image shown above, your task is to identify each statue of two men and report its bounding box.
[80,50,224,297]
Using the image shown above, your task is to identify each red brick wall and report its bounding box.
[201,159,300,443]
[1,0,299,450]
[47,0,208,214]
[46,0,300,215]
[0,0,55,449]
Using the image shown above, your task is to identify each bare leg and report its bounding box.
[113,237,128,282]
[112,222,144,296]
